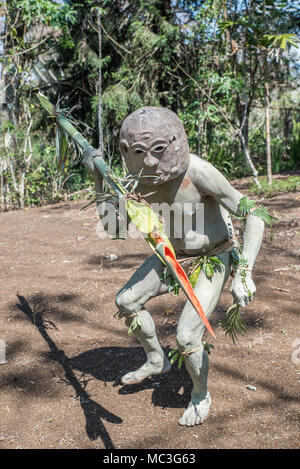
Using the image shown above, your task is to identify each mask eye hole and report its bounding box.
[152,145,167,153]
[134,149,144,155]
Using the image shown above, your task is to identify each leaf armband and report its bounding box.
[168,349,185,369]
[188,256,225,286]
[128,315,143,336]
[169,342,215,368]
[237,196,277,227]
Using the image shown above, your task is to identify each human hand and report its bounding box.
[230,271,256,308]
[82,147,103,179]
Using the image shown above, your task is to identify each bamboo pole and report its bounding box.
[55,115,124,197]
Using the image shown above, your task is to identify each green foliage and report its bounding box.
[189,256,225,287]
[237,196,277,226]
[188,264,202,288]
[220,303,247,344]
[162,254,224,298]
[169,341,214,369]
[128,316,142,336]
[248,176,300,198]
[25,166,51,205]
[102,85,130,124]
[168,349,185,369]
[263,33,299,50]
[202,341,215,355]
[1,0,299,210]
[17,0,76,28]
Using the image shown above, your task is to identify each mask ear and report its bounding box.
[120,139,129,157]
[169,134,179,151]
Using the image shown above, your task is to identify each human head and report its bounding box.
[119,107,190,185]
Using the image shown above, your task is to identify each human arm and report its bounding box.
[82,147,121,236]
[195,159,264,307]
[82,146,103,199]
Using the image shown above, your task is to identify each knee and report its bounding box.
[115,289,139,315]
[176,327,192,351]
[176,323,203,351]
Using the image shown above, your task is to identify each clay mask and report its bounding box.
[119,107,190,185]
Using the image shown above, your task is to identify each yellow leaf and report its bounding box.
[126,200,160,233]
[126,199,176,259]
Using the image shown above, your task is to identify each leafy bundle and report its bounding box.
[220,303,247,344]
[237,196,277,227]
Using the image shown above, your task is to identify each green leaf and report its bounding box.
[189,265,201,287]
[218,20,235,31]
[178,354,184,370]
[280,37,287,49]
[173,284,180,296]
[237,196,256,217]
[202,341,215,355]
[128,316,142,336]
[205,263,215,278]
[220,303,247,344]
[37,93,54,115]
[209,256,222,266]
[236,196,277,227]
[170,351,180,365]
[126,200,160,234]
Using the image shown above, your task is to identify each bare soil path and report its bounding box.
[0,182,299,449]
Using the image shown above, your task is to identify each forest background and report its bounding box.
[0,0,299,210]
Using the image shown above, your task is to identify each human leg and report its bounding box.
[176,252,231,426]
[115,254,171,384]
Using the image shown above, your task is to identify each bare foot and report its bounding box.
[178,392,211,426]
[121,357,171,385]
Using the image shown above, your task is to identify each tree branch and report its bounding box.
[2,37,48,58]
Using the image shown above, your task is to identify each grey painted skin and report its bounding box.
[83,107,264,427]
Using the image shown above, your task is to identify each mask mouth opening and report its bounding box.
[141,171,179,185]
[144,174,164,183]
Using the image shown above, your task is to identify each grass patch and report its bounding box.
[248,176,300,197]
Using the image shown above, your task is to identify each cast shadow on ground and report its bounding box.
[14,294,193,446]
[15,294,122,449]
[13,292,87,325]
[84,253,146,271]
[70,346,193,410]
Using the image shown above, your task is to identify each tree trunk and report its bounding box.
[263,0,272,186]
[97,7,104,156]
[238,130,261,189]
[0,1,8,124]
[283,108,292,160]
[239,26,261,189]
[97,7,104,193]
[265,77,272,185]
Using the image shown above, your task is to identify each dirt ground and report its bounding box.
[0,177,299,449]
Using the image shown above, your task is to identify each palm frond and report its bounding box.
[236,196,277,226]
[220,303,247,344]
